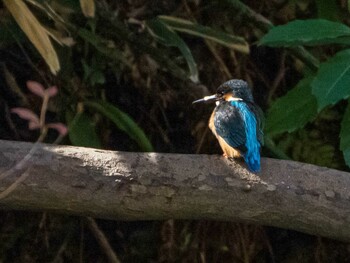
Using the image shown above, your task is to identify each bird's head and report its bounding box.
[192,79,254,105]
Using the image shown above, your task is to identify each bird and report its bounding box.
[193,79,264,172]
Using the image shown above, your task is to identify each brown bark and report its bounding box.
[0,139,349,241]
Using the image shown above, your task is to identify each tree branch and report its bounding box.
[0,140,349,241]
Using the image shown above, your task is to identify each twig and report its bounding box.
[51,233,72,263]
[205,41,233,79]
[0,129,47,181]
[267,52,287,105]
[85,217,121,263]
[0,166,33,200]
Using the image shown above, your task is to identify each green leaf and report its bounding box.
[311,49,350,110]
[340,100,350,167]
[265,76,317,135]
[260,19,350,46]
[69,112,102,148]
[85,100,153,152]
[146,18,199,83]
[158,16,249,54]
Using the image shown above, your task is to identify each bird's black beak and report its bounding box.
[192,94,217,104]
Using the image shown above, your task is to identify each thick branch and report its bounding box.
[0,140,349,241]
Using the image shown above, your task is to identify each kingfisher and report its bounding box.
[193,79,264,172]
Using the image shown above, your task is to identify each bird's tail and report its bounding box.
[244,152,260,173]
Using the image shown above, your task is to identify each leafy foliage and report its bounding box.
[85,101,153,152]
[69,112,101,148]
[3,0,60,74]
[276,128,340,169]
[265,77,317,135]
[262,18,350,168]
[158,16,249,53]
[146,18,199,83]
[260,19,350,46]
[2,0,350,262]
[311,49,350,110]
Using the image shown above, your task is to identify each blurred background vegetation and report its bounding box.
[1,0,350,262]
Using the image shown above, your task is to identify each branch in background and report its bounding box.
[0,140,349,242]
[85,217,121,263]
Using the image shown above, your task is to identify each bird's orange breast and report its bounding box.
[209,110,241,158]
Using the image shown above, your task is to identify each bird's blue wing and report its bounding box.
[213,102,247,152]
[247,103,264,146]
[214,101,262,172]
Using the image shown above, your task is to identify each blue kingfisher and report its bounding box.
[193,79,264,172]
